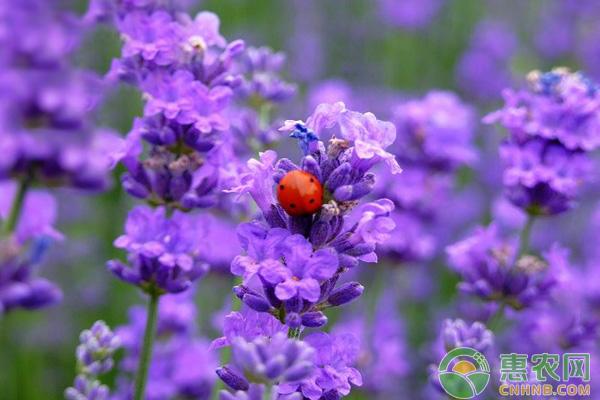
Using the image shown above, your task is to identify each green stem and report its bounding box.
[3,178,30,235]
[488,303,506,332]
[258,103,272,130]
[263,384,272,400]
[517,215,535,257]
[232,276,243,311]
[134,292,160,400]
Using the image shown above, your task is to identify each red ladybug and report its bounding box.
[276,170,323,216]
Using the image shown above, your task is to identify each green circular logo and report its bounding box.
[438,347,490,399]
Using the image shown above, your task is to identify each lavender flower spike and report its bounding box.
[446,224,562,310]
[107,205,209,294]
[228,102,398,329]
[65,321,121,400]
[440,319,494,353]
[485,68,599,215]
[217,331,315,399]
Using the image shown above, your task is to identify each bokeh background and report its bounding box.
[2,0,600,398]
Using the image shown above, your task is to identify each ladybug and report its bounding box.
[276,170,323,217]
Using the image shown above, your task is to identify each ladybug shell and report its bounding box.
[276,170,323,217]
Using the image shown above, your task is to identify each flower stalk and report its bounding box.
[517,215,535,257]
[3,176,30,235]
[263,384,272,400]
[133,291,160,400]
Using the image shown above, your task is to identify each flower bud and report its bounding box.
[216,366,250,391]
[327,282,364,306]
[241,293,272,312]
[286,312,302,328]
[301,312,328,327]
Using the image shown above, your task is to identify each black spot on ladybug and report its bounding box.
[310,178,314,183]
[279,185,285,190]
[309,198,315,204]
[289,203,296,208]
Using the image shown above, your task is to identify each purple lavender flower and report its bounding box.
[227,102,398,328]
[141,69,232,138]
[0,182,62,243]
[486,68,600,151]
[372,90,479,266]
[498,137,591,215]
[217,332,315,389]
[0,0,82,67]
[438,319,494,354]
[85,0,195,22]
[485,68,599,215]
[108,8,242,85]
[0,1,118,191]
[66,377,110,400]
[222,45,298,177]
[260,235,339,303]
[0,0,117,189]
[211,307,288,350]
[97,3,300,400]
[107,206,209,293]
[223,385,302,400]
[117,129,222,209]
[0,242,62,314]
[446,224,562,310]
[391,91,477,170]
[76,321,121,375]
[279,332,362,400]
[279,102,401,173]
[234,47,296,104]
[118,10,184,68]
[104,6,248,211]
[509,245,599,353]
[213,308,314,399]
[0,184,63,314]
[65,321,121,400]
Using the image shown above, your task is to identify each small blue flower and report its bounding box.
[289,122,319,155]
